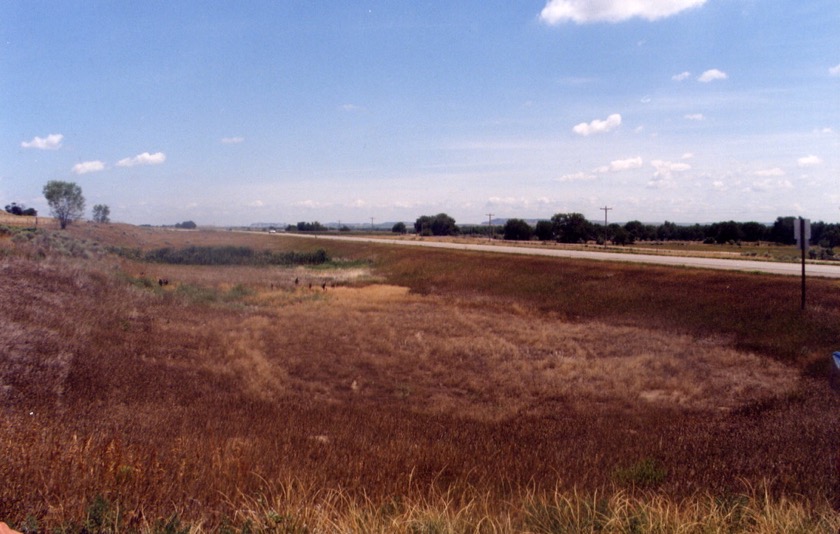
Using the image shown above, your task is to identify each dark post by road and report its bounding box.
[800,216,806,311]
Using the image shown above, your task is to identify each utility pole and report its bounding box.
[600,206,612,248]
[486,213,494,240]
[370,217,376,232]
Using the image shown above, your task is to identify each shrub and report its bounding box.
[613,458,668,488]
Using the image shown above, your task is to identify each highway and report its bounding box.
[278,233,840,279]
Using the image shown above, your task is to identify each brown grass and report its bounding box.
[0,225,838,531]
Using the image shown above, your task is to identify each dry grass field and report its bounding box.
[1,223,838,532]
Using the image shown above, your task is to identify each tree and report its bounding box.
[503,218,533,241]
[534,220,553,241]
[92,204,110,224]
[623,220,650,242]
[414,213,458,236]
[43,181,85,229]
[175,220,197,229]
[769,216,796,245]
[740,221,767,242]
[611,225,633,245]
[391,222,407,234]
[550,213,593,243]
[710,220,743,244]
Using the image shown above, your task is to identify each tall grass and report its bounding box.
[1,227,838,531]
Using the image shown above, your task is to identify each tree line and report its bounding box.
[498,214,840,248]
[403,212,840,248]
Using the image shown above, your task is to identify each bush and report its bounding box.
[138,246,330,266]
[613,458,667,488]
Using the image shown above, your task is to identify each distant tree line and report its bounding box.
[498,215,840,248]
[287,221,327,232]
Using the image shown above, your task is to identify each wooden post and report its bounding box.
[800,217,806,311]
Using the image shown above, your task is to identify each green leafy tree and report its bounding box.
[503,218,533,241]
[770,217,796,245]
[611,225,633,245]
[740,221,768,242]
[710,220,743,244]
[550,212,593,243]
[392,222,407,234]
[175,220,197,229]
[623,220,651,242]
[43,180,85,229]
[92,204,110,224]
[534,220,553,241]
[414,213,458,236]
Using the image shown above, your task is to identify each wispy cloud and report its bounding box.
[829,63,840,77]
[671,71,691,81]
[684,113,705,121]
[651,159,691,181]
[572,113,621,136]
[594,156,643,173]
[754,167,785,177]
[797,155,822,167]
[556,171,596,182]
[698,69,728,82]
[116,152,166,167]
[751,178,793,192]
[539,0,706,24]
[221,137,245,144]
[21,133,63,150]
[72,160,106,175]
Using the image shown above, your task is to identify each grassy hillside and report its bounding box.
[1,224,838,532]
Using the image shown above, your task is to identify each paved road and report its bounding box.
[278,233,840,279]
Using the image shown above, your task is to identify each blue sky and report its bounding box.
[2,1,838,226]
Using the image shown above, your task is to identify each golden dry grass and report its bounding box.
[0,225,838,531]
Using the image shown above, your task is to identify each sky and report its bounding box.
[2,1,839,226]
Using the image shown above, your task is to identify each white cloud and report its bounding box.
[672,71,691,81]
[797,155,822,167]
[116,152,166,167]
[21,133,63,150]
[698,69,728,82]
[572,113,621,136]
[72,161,106,175]
[651,159,691,180]
[539,0,706,24]
[294,200,330,209]
[754,167,785,177]
[221,137,244,144]
[751,178,793,192]
[341,104,362,112]
[556,171,596,182]
[595,156,643,173]
[249,200,265,207]
[681,152,694,160]
[684,113,705,121]
[829,63,840,76]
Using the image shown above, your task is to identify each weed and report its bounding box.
[613,458,668,488]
